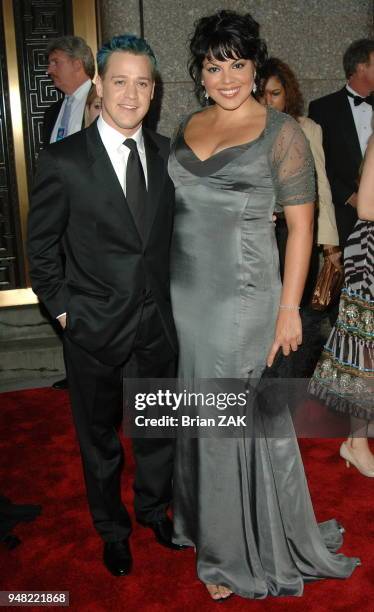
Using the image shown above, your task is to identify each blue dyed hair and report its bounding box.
[97,34,157,78]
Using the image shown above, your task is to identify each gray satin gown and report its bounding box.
[168,107,360,598]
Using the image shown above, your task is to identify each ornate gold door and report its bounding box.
[0,0,99,307]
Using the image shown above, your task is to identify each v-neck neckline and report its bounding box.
[182,106,269,163]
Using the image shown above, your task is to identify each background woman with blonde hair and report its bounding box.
[84,84,102,126]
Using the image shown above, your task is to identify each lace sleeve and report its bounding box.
[271,117,316,207]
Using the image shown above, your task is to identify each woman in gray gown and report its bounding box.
[168,10,360,602]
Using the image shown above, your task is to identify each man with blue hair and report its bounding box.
[28,34,181,576]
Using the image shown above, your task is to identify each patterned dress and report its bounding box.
[310,219,374,421]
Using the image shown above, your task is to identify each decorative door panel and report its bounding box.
[0,4,23,288]
[13,0,73,184]
[0,0,97,300]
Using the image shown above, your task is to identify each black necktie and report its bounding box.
[346,89,374,108]
[124,138,147,239]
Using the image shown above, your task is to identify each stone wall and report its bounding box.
[0,305,65,391]
[100,0,373,136]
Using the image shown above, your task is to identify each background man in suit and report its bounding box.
[43,35,95,144]
[309,39,374,249]
[43,35,95,391]
[28,34,180,577]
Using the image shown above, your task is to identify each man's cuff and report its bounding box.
[56,312,66,319]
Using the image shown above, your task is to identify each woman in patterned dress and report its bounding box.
[310,134,374,475]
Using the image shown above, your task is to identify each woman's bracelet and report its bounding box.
[279,304,300,311]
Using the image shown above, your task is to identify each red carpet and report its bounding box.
[0,388,373,611]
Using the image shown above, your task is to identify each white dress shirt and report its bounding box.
[96,114,148,193]
[346,83,373,157]
[50,79,92,143]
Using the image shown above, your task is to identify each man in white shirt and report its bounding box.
[43,36,95,145]
[309,38,374,247]
[28,34,180,577]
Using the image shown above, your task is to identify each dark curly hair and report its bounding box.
[258,57,304,119]
[188,10,268,105]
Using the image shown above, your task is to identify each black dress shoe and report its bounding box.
[103,540,132,576]
[52,378,68,390]
[138,516,186,550]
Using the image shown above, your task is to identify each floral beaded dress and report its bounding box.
[168,107,359,598]
[310,219,374,423]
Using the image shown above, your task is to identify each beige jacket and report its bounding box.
[298,116,339,246]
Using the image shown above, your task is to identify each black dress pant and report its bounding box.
[63,296,176,542]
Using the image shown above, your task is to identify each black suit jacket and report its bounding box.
[309,87,361,246]
[28,122,177,365]
[42,99,64,145]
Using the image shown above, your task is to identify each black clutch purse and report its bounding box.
[261,349,293,379]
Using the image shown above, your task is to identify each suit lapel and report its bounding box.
[51,99,64,125]
[44,99,63,144]
[85,122,142,241]
[143,128,165,244]
[337,87,362,165]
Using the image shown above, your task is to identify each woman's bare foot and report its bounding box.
[206,584,222,600]
[205,584,233,601]
[218,586,233,599]
[347,437,374,470]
